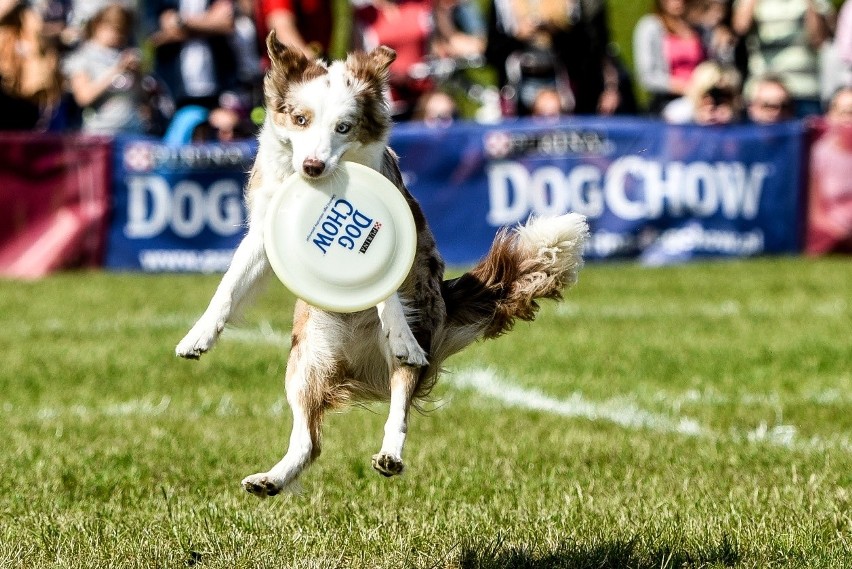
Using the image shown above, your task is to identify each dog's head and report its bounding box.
[264,32,396,179]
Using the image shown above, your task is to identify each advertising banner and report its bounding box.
[0,134,111,278]
[391,118,806,265]
[104,118,806,272]
[105,137,255,272]
[805,119,852,254]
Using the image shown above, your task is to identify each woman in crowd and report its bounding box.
[633,0,707,114]
[662,60,742,125]
[0,0,61,130]
[732,0,835,117]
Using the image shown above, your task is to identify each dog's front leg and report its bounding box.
[372,365,419,476]
[376,293,428,367]
[176,226,270,359]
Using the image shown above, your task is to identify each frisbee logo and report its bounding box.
[311,198,374,254]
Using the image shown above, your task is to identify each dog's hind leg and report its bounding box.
[241,342,329,498]
[176,226,270,359]
[372,365,419,477]
[377,294,428,367]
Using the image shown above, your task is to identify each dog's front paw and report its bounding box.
[175,319,223,359]
[371,453,405,477]
[241,472,284,498]
[387,330,428,368]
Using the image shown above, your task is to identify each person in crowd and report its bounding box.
[807,86,852,254]
[530,86,565,118]
[149,0,237,112]
[487,0,629,117]
[0,0,61,130]
[412,89,458,126]
[431,0,486,59]
[62,3,144,134]
[634,0,707,115]
[662,60,742,124]
[231,0,262,89]
[688,0,737,65]
[746,74,794,123]
[255,0,332,63]
[830,0,852,91]
[352,0,434,118]
[732,0,835,117]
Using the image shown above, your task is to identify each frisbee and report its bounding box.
[263,161,417,313]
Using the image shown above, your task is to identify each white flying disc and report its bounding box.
[264,161,417,313]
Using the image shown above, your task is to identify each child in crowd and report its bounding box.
[63,3,143,134]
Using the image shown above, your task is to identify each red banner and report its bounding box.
[0,134,111,278]
[806,119,852,255]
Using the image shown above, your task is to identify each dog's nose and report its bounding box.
[302,158,326,178]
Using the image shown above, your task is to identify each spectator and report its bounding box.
[0,0,61,130]
[150,0,237,112]
[634,0,706,115]
[530,86,565,118]
[746,74,794,123]
[431,0,486,59]
[806,86,852,254]
[662,60,742,124]
[484,0,575,116]
[732,0,835,117]
[62,3,144,134]
[560,0,635,116]
[412,89,457,127]
[255,0,332,62]
[828,0,852,92]
[688,0,737,65]
[352,0,433,118]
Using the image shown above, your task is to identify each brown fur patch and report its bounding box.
[264,31,327,112]
[345,47,396,143]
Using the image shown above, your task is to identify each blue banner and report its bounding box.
[392,118,805,265]
[106,137,254,272]
[105,118,806,271]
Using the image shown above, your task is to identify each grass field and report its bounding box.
[0,258,850,568]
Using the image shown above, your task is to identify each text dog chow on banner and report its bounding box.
[391,118,805,265]
[106,137,255,272]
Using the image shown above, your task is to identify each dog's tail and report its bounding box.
[429,213,588,372]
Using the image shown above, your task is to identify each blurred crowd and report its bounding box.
[2,0,852,140]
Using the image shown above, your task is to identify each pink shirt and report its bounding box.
[664,33,705,84]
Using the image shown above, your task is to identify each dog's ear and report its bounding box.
[367,46,396,78]
[266,30,309,81]
[345,45,396,92]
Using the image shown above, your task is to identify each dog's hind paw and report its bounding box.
[241,473,284,498]
[371,453,405,477]
[387,333,428,368]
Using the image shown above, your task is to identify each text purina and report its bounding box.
[311,198,374,254]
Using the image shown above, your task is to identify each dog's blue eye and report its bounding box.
[295,115,307,126]
[336,122,351,134]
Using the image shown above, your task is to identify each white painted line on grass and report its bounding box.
[446,367,704,436]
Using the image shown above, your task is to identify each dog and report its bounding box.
[176,32,589,498]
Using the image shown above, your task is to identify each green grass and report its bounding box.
[0,258,850,568]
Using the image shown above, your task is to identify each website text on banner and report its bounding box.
[104,118,806,272]
[0,134,111,279]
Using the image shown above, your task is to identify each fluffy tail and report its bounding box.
[432,213,589,365]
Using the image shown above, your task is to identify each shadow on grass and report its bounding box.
[455,534,740,569]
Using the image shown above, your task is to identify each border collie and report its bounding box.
[176,32,589,498]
